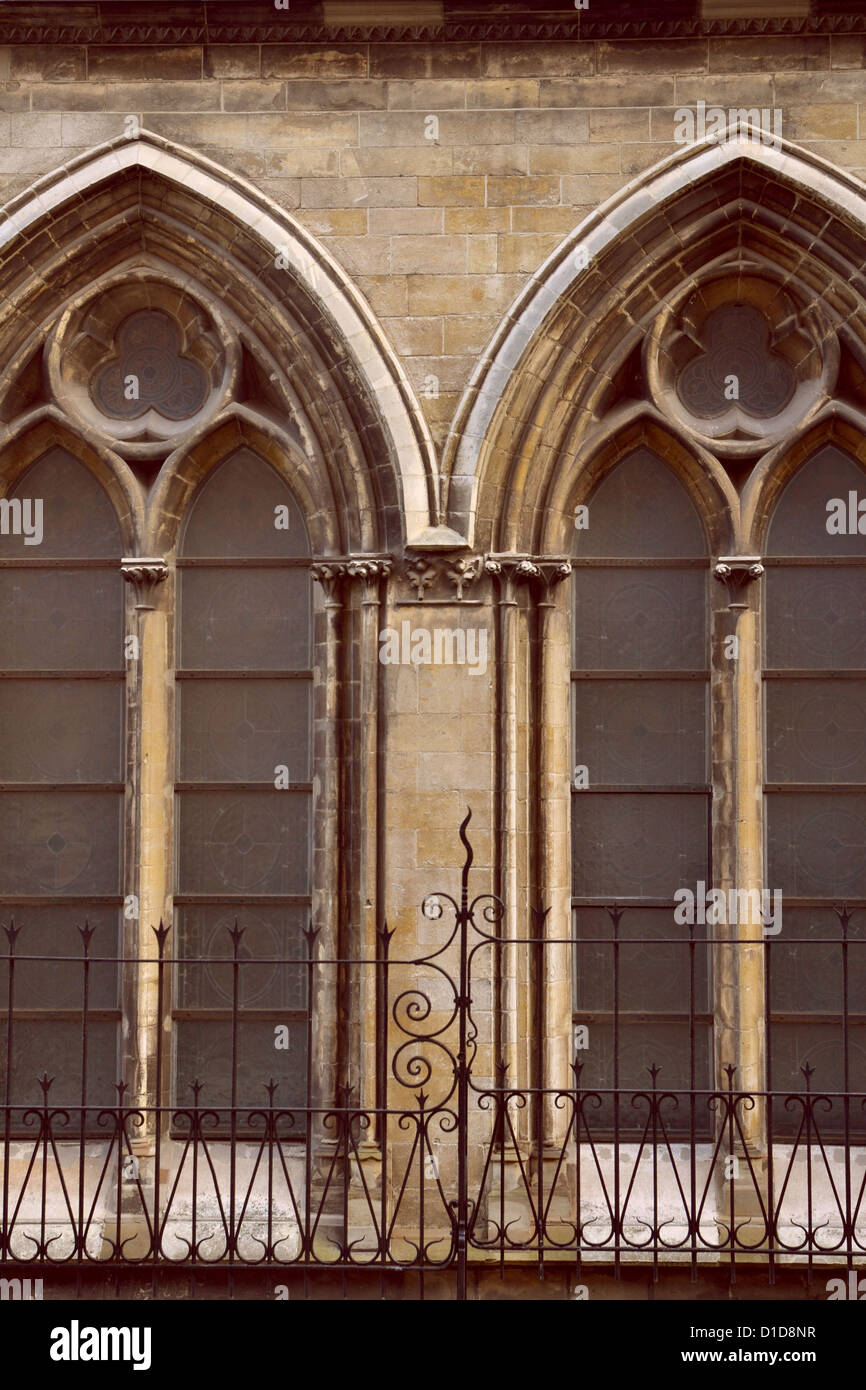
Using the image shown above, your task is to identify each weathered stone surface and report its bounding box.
[261,45,367,79]
[369,43,482,80]
[10,46,85,82]
[530,144,620,174]
[487,175,560,206]
[709,35,830,73]
[444,207,510,233]
[204,45,259,79]
[482,42,594,78]
[392,234,466,274]
[386,79,466,110]
[300,177,417,208]
[222,82,287,113]
[369,206,443,234]
[417,175,484,206]
[88,46,203,81]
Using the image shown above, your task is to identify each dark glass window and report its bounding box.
[571,449,711,1133]
[764,445,866,1134]
[175,449,312,1126]
[0,449,124,1130]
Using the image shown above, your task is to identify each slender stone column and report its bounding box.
[121,558,169,1143]
[713,559,767,1204]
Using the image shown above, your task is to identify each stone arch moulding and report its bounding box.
[443,131,866,554]
[0,129,442,552]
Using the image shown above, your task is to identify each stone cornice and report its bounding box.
[2,4,865,45]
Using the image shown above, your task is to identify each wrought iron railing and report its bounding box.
[1,810,865,1299]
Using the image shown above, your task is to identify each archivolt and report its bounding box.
[443,133,866,553]
[0,130,439,552]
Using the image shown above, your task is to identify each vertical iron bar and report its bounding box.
[378,925,392,1288]
[1,921,18,1262]
[611,904,621,1279]
[688,918,697,1283]
[535,909,545,1284]
[838,906,852,1278]
[303,924,316,1297]
[76,921,93,1290]
[152,923,168,1284]
[228,920,242,1296]
[764,926,775,1284]
[455,811,472,1302]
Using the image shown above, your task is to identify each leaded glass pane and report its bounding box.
[0,906,120,1010]
[0,1021,119,1120]
[0,570,123,670]
[0,680,122,781]
[768,1024,866,1137]
[568,1022,713,1136]
[766,681,866,783]
[176,907,308,1010]
[176,450,313,1117]
[765,568,866,670]
[4,448,122,558]
[766,445,866,557]
[176,791,310,897]
[767,908,866,1016]
[175,1020,306,1118]
[573,907,709,1013]
[574,449,706,559]
[179,569,311,671]
[178,680,310,783]
[572,793,709,898]
[573,680,707,785]
[181,449,309,559]
[0,791,122,895]
[766,793,866,898]
[573,569,706,671]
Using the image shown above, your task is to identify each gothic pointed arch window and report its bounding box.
[764,444,866,1134]
[174,448,313,1125]
[0,448,125,1130]
[571,447,712,1132]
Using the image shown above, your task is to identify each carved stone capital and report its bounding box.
[121,557,168,610]
[485,555,572,595]
[713,556,764,611]
[311,557,392,604]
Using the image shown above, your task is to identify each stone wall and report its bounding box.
[0,29,863,448]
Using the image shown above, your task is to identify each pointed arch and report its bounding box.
[0,406,143,553]
[0,130,439,551]
[149,406,337,557]
[742,402,866,551]
[537,406,738,557]
[444,132,866,551]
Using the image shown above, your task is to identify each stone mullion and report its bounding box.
[486,561,526,1147]
[310,564,344,1127]
[488,558,572,1158]
[535,567,572,1154]
[120,559,170,1156]
[333,559,392,1176]
[712,561,767,1168]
